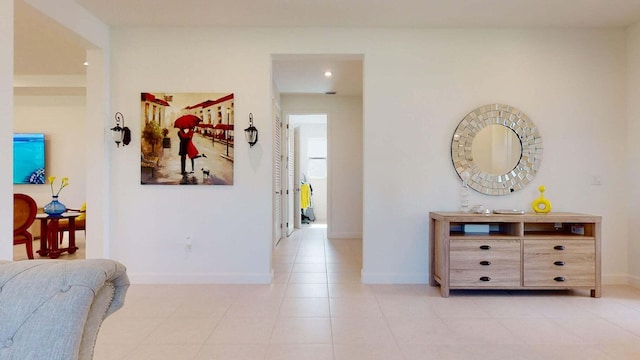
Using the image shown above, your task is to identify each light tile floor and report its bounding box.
[13,231,86,261]
[94,225,640,360]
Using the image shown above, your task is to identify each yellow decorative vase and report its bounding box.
[532,185,551,213]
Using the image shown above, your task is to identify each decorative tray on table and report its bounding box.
[492,209,525,215]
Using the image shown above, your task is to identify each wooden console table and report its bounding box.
[429,212,601,297]
[36,212,80,259]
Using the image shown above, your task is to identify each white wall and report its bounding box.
[362,29,628,283]
[0,0,13,259]
[108,27,628,284]
[7,4,631,283]
[13,95,87,208]
[627,22,640,287]
[281,94,363,238]
[110,28,273,283]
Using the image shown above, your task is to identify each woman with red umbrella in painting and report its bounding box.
[175,115,206,174]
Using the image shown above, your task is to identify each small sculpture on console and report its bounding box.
[532,185,552,213]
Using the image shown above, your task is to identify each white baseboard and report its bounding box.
[127,271,640,288]
[128,272,273,284]
[628,274,640,288]
[602,273,631,285]
[361,270,428,284]
[328,231,362,239]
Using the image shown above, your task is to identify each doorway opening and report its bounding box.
[271,53,363,258]
[13,1,91,260]
[289,114,327,230]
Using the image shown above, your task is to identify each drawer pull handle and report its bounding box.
[479,261,491,266]
[554,276,566,282]
[479,276,491,282]
[553,245,565,251]
[479,245,491,250]
[554,261,566,266]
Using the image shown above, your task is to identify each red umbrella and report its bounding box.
[173,114,202,129]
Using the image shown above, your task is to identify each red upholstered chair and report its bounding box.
[13,193,38,259]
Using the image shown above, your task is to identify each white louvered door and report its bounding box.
[273,104,283,246]
[286,124,295,236]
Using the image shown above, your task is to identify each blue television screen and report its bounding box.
[13,133,45,184]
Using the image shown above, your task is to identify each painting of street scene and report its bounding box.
[140,92,234,185]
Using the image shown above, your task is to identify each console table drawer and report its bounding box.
[450,239,520,269]
[523,268,595,286]
[450,268,520,286]
[450,239,520,286]
[523,239,595,286]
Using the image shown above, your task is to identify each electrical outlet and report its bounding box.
[185,236,192,251]
[591,176,602,186]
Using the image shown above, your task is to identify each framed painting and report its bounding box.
[13,133,46,184]
[140,92,234,185]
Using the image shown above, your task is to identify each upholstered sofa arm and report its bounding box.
[0,259,129,360]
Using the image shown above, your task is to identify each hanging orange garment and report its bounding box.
[300,183,311,209]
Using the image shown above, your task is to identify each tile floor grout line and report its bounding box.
[322,227,338,360]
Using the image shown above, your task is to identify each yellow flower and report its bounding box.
[49,176,69,196]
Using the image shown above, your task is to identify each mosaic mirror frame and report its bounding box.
[451,104,543,196]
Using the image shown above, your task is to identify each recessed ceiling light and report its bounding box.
[83,61,89,66]
[324,71,332,77]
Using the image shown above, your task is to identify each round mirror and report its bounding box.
[471,125,522,175]
[451,104,543,196]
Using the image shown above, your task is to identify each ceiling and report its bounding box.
[74,0,640,28]
[14,0,640,96]
[272,54,363,96]
[14,1,87,76]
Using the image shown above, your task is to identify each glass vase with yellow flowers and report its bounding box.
[43,176,69,215]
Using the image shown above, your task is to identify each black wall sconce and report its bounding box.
[244,113,258,147]
[111,112,131,147]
